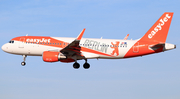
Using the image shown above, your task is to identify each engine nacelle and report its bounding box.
[42,51,66,62]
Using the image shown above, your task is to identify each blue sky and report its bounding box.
[0,0,180,99]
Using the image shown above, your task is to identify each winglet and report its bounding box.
[124,34,129,40]
[76,28,86,40]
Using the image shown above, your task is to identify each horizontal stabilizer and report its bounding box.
[149,43,165,50]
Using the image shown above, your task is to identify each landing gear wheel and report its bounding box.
[73,62,80,69]
[21,62,26,66]
[83,63,90,69]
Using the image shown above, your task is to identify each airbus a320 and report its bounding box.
[2,12,176,69]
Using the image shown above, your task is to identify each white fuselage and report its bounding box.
[2,37,137,59]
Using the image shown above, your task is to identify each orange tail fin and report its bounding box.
[140,12,173,43]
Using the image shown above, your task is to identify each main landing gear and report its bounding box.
[73,59,90,69]
[21,55,27,66]
[73,62,80,69]
[83,62,90,69]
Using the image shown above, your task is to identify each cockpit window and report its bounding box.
[9,41,14,43]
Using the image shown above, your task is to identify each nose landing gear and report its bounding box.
[21,55,27,66]
[21,61,26,66]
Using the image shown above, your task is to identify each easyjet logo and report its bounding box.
[148,14,171,39]
[26,38,51,43]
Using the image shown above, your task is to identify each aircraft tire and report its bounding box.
[21,62,26,66]
[73,62,80,69]
[83,63,90,69]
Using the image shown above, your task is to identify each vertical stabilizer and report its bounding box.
[140,12,173,43]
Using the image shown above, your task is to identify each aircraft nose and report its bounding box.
[1,44,8,52]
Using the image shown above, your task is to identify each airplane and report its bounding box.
[1,12,176,69]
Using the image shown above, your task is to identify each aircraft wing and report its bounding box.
[60,28,86,58]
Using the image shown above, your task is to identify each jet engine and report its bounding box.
[42,51,66,62]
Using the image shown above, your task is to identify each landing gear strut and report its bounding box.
[83,59,90,69]
[21,55,27,66]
